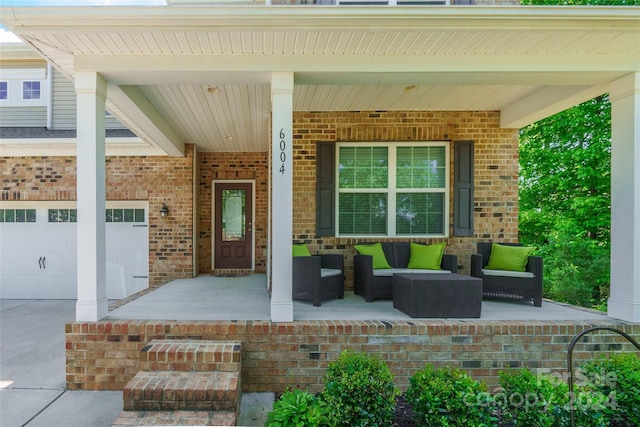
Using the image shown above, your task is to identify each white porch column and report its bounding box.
[75,71,108,321]
[608,72,640,323]
[270,72,294,322]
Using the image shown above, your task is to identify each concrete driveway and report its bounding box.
[0,300,122,427]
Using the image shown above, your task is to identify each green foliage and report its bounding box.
[522,0,639,4]
[405,365,496,427]
[575,353,640,426]
[537,227,610,309]
[265,389,329,427]
[519,96,611,246]
[519,95,612,310]
[496,369,569,427]
[320,350,399,427]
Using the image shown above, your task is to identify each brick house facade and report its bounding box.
[2,110,518,290]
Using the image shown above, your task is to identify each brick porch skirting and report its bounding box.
[65,320,640,393]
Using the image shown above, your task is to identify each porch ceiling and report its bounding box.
[1,5,638,156]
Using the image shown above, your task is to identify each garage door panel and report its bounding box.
[0,273,75,299]
[45,226,77,251]
[106,224,148,299]
[1,224,47,251]
[1,205,148,300]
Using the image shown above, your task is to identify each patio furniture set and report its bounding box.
[292,241,543,318]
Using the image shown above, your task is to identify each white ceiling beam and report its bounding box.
[107,84,185,157]
[74,54,639,83]
[500,84,609,129]
[0,137,167,157]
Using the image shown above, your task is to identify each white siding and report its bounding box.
[51,70,76,130]
[0,106,47,127]
[51,68,129,130]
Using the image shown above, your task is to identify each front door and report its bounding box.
[214,182,253,269]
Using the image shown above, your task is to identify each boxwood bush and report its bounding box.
[406,365,496,427]
[496,368,569,427]
[574,352,640,427]
[320,350,399,427]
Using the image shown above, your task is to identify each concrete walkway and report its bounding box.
[1,300,122,427]
[0,299,273,427]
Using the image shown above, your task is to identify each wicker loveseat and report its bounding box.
[471,242,543,307]
[292,253,345,307]
[354,242,458,302]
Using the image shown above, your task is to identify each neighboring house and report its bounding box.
[0,1,638,323]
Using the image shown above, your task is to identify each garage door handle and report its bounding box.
[39,256,46,269]
[39,257,42,269]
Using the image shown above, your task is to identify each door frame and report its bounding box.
[212,179,256,270]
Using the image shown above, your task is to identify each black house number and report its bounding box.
[279,128,287,174]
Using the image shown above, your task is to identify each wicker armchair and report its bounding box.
[471,242,543,307]
[292,254,344,307]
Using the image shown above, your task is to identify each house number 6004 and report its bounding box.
[279,128,286,174]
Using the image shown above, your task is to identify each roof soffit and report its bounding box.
[1,5,638,154]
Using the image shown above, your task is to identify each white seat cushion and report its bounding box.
[321,268,342,278]
[482,269,534,279]
[373,268,451,277]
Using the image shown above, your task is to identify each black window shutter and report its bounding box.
[454,140,474,236]
[316,142,335,236]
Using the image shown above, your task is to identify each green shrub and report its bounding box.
[405,365,496,427]
[320,350,399,427]
[539,230,610,310]
[574,353,640,427]
[265,389,329,427]
[496,368,568,427]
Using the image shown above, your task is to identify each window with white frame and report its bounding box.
[0,68,48,106]
[22,81,41,100]
[0,209,37,223]
[48,208,77,223]
[336,142,449,237]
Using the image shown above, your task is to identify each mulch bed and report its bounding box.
[392,395,418,427]
[393,394,514,427]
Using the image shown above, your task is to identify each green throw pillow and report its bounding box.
[485,243,535,272]
[407,242,445,270]
[355,243,391,269]
[292,244,311,257]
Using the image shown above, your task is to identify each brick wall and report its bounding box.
[198,152,270,273]
[291,110,520,284]
[65,319,640,393]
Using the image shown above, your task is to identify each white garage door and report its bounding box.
[0,203,148,300]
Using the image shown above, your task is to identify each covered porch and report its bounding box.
[1,3,639,324]
[63,273,639,394]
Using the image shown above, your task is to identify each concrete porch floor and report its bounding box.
[106,274,608,322]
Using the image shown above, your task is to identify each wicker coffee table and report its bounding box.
[392,273,482,318]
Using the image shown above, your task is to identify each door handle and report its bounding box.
[42,257,46,269]
[39,257,43,269]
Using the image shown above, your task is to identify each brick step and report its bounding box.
[139,339,241,373]
[111,410,236,426]
[123,370,240,412]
